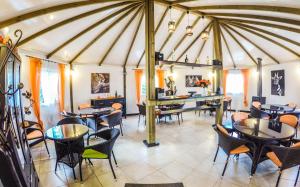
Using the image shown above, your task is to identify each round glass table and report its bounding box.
[46,123,89,142]
[46,124,89,179]
[234,118,295,175]
[261,104,294,113]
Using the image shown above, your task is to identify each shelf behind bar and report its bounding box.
[147,94,224,106]
[157,60,223,68]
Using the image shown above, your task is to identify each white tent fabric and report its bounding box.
[1,0,300,68]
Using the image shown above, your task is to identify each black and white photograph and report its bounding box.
[185,75,202,87]
[91,73,110,94]
[271,70,285,96]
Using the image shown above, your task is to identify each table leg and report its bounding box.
[251,142,263,176]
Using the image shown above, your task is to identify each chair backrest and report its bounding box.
[112,103,122,110]
[57,117,83,126]
[250,106,269,119]
[223,100,229,111]
[287,102,297,110]
[280,114,298,128]
[232,112,249,122]
[137,104,146,115]
[270,145,300,170]
[106,110,122,128]
[78,103,91,110]
[89,128,120,156]
[252,101,261,109]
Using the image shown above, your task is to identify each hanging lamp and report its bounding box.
[186,11,193,36]
[200,16,209,40]
[168,6,175,33]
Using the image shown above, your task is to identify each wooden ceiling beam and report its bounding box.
[227,23,300,59]
[176,21,212,61]
[219,27,236,68]
[194,25,212,63]
[166,16,200,60]
[0,0,140,28]
[18,1,134,46]
[98,6,143,66]
[171,0,199,5]
[218,18,300,34]
[204,12,300,26]
[69,4,141,64]
[190,5,300,16]
[222,23,280,64]
[136,5,169,67]
[221,20,300,47]
[47,3,139,59]
[220,24,257,65]
[123,10,144,67]
[159,11,186,52]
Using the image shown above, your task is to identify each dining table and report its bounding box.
[234,118,295,175]
[261,104,295,113]
[46,124,89,179]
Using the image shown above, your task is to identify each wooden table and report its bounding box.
[234,118,295,175]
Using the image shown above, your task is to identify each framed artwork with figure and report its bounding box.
[91,73,110,94]
[271,70,284,96]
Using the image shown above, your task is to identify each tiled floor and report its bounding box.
[32,112,300,187]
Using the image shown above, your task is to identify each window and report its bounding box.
[226,70,244,94]
[40,64,59,106]
[141,75,159,96]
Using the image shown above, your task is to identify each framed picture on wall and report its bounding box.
[271,70,285,96]
[185,75,202,87]
[91,73,110,94]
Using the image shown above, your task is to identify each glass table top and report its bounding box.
[234,118,295,140]
[261,104,294,112]
[46,124,89,141]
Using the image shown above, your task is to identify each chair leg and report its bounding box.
[55,160,58,172]
[222,155,230,177]
[43,138,50,156]
[72,167,76,180]
[79,158,83,181]
[88,159,93,166]
[276,170,282,187]
[138,114,141,126]
[112,150,118,165]
[295,166,300,187]
[119,122,124,136]
[213,146,219,162]
[109,158,117,179]
[177,114,180,125]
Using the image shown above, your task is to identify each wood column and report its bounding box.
[143,0,158,147]
[212,20,224,124]
[123,66,127,118]
[70,64,74,113]
[257,58,262,98]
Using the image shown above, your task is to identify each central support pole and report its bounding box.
[70,64,74,113]
[212,19,224,125]
[257,58,262,98]
[143,0,158,147]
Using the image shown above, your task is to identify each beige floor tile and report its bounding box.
[159,161,194,181]
[68,176,103,187]
[39,170,68,187]
[121,162,157,181]
[138,171,175,184]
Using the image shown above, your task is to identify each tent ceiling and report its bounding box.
[1,0,300,68]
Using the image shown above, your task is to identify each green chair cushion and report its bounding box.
[82,149,108,159]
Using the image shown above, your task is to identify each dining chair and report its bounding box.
[100,110,124,136]
[195,101,206,116]
[287,103,297,111]
[212,124,256,177]
[137,104,146,126]
[252,101,262,109]
[223,112,250,134]
[260,142,300,187]
[112,103,122,110]
[23,120,50,156]
[223,100,229,118]
[250,106,270,119]
[57,117,84,125]
[171,104,184,125]
[79,128,120,181]
[225,96,232,112]
[78,103,92,110]
[279,114,298,139]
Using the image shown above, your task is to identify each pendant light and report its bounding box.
[186,11,193,36]
[200,16,209,40]
[168,6,175,33]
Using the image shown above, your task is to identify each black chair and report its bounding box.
[100,110,124,136]
[79,128,120,181]
[195,101,206,116]
[212,124,256,177]
[55,117,85,179]
[23,120,50,156]
[170,104,184,125]
[260,141,300,187]
[137,104,146,126]
[250,106,270,119]
[223,100,229,118]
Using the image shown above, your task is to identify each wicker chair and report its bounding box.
[137,104,146,126]
[260,142,300,187]
[79,128,120,181]
[195,101,206,116]
[100,110,124,136]
[252,101,262,109]
[212,124,256,177]
[23,120,50,156]
[112,103,122,110]
[250,106,270,119]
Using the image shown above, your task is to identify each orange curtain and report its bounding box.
[223,70,228,96]
[134,69,143,104]
[156,69,165,89]
[29,57,44,129]
[241,69,250,107]
[58,64,65,112]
